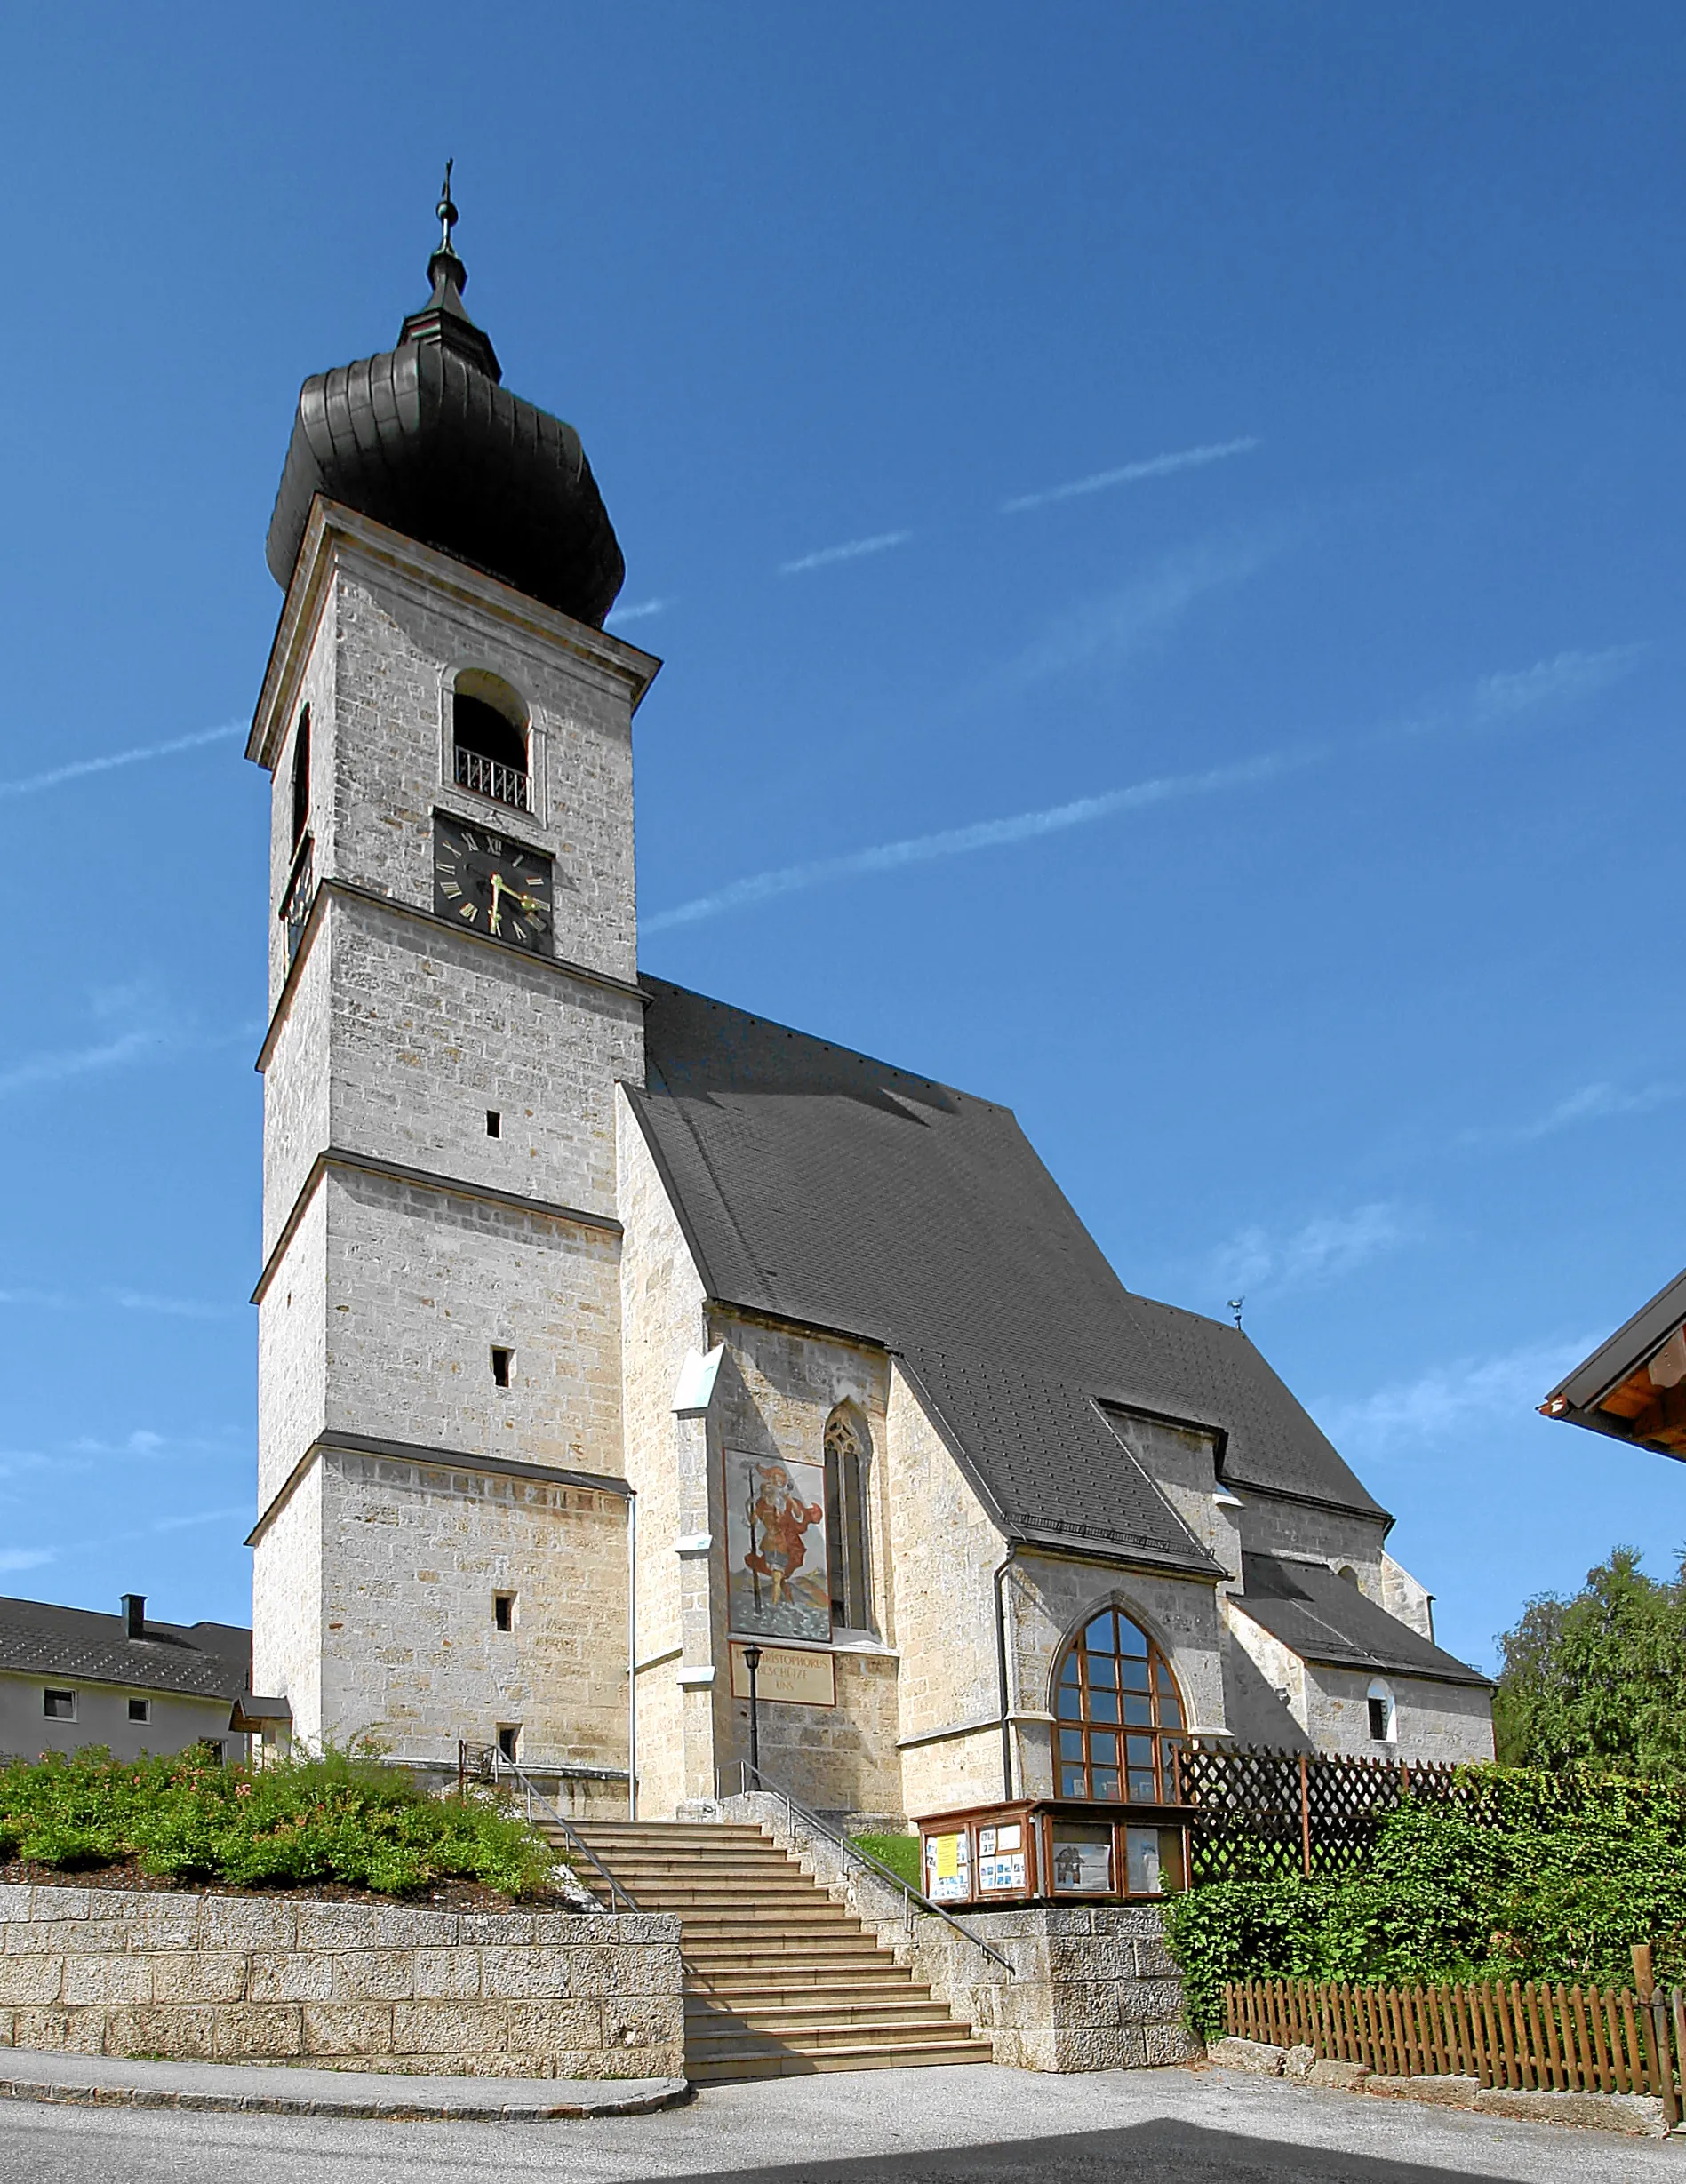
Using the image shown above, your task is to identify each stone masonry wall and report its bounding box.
[318,1447,629,1774]
[0,1885,681,2080]
[616,1095,712,1817]
[320,1165,624,1476]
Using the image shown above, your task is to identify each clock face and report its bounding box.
[433,818,554,953]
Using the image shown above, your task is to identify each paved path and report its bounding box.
[0,2060,1679,2182]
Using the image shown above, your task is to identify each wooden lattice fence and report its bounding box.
[1225,1948,1684,2120]
[1174,1743,1466,1880]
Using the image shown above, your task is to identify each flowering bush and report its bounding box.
[0,1747,559,1899]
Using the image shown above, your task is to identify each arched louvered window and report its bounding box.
[1053,1607,1185,1802]
[290,706,310,850]
[823,1406,871,1631]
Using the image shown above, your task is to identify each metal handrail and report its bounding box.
[735,1759,1013,1979]
[489,1753,640,1913]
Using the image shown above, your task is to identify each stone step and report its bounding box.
[689,1998,957,2032]
[678,1932,896,1957]
[688,2014,972,2056]
[687,1970,927,2002]
[688,2039,991,2081]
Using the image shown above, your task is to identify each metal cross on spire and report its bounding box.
[436,159,459,257]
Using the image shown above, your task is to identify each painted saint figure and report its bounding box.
[743,1461,823,1610]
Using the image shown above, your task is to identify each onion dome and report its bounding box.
[266,166,624,626]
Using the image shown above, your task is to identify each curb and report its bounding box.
[0,2068,692,2123]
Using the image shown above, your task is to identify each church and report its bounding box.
[246,186,1493,1837]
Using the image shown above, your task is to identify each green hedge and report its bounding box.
[0,1748,560,1900]
[1164,1766,1686,2037]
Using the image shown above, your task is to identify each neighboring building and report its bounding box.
[247,187,1493,1827]
[1540,1265,1686,1460]
[0,1594,252,1766]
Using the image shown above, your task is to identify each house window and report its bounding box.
[1053,1609,1185,1803]
[823,1406,871,1630]
[452,671,530,812]
[1367,1679,1395,1742]
[128,1697,151,1724]
[43,1688,76,1720]
[493,1591,515,1632]
[497,1726,519,1763]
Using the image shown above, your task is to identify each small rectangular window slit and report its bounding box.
[128,1697,150,1724]
[493,1592,515,1632]
[486,1110,501,1138]
[491,1345,513,1389]
[497,1726,519,1763]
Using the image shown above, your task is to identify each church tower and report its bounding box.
[246,178,658,1786]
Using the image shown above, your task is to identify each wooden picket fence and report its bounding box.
[1224,1949,1685,2117]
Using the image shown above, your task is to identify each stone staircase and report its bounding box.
[557,1818,991,2082]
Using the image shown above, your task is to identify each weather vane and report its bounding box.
[1227,1297,1244,1330]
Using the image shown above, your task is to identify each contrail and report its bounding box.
[1002,438,1259,515]
[643,749,1315,935]
[641,642,1643,937]
[780,530,913,577]
[0,721,243,801]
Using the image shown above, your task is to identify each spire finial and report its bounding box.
[436,159,458,257]
[398,160,502,381]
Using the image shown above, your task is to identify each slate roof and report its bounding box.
[0,1597,252,1702]
[1230,1556,1491,1687]
[629,978,1388,1566]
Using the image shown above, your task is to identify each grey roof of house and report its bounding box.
[1230,1556,1491,1687]
[629,978,1389,1564]
[0,1598,252,1702]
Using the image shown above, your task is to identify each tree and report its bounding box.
[1494,1547,1686,1778]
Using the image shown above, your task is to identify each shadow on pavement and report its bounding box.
[645,2116,1504,2184]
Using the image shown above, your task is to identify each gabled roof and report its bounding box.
[0,1597,252,1702]
[1230,1555,1490,1687]
[629,979,1388,1553]
[1540,1264,1686,1459]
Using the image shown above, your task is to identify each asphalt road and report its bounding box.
[0,2064,1674,2184]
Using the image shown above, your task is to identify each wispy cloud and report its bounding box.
[995,527,1291,696]
[0,1548,55,1574]
[779,530,912,577]
[0,721,242,802]
[0,1288,72,1310]
[1002,437,1260,515]
[644,748,1310,936]
[1314,1335,1599,1459]
[110,1290,244,1320]
[0,985,258,1102]
[72,1429,170,1458]
[606,597,671,627]
[1462,1080,1681,1149]
[1211,1204,1414,1297]
[643,638,1645,937]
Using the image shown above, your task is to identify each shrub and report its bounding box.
[0,1747,560,1899]
[1163,1765,1686,2036]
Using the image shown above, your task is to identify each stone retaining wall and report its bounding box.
[722,1792,1199,2073]
[0,1884,683,2080]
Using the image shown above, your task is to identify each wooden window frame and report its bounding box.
[1053,1607,1186,1804]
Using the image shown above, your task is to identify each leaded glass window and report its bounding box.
[1053,1608,1184,1803]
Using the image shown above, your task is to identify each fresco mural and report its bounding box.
[724,1447,831,1642]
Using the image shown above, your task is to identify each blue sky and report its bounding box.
[0,4,1682,1673]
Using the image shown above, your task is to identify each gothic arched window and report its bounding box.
[823,1407,871,1631]
[1054,1608,1184,1803]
